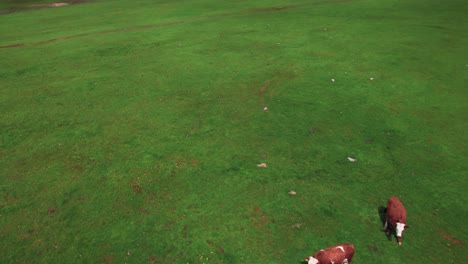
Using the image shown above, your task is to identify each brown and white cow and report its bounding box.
[385,196,409,245]
[305,243,354,264]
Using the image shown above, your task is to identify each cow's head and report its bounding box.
[396,222,409,245]
[304,256,319,264]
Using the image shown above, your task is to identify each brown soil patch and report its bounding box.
[258,81,270,109]
[129,177,143,194]
[367,245,379,252]
[0,0,88,15]
[148,255,159,262]
[251,207,270,227]
[182,225,188,238]
[250,5,295,13]
[49,3,69,7]
[103,254,114,264]
[205,240,225,254]
[435,226,463,246]
[0,43,26,48]
[218,245,225,254]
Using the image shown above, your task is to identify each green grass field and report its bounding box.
[1,0,467,263]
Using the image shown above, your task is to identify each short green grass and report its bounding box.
[1,0,467,263]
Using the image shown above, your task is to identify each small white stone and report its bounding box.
[263,107,268,110]
[369,77,374,81]
[331,78,335,82]
[347,157,357,162]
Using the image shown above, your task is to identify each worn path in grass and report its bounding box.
[0,0,352,49]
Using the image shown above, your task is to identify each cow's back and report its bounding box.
[343,244,355,262]
[314,243,354,263]
[386,197,407,224]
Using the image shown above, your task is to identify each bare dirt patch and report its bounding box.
[251,207,270,227]
[435,226,463,246]
[49,3,69,7]
[0,43,26,48]
[129,177,143,194]
[250,5,295,13]
[0,0,89,15]
[258,81,270,109]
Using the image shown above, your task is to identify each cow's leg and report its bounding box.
[384,220,392,236]
[343,258,349,264]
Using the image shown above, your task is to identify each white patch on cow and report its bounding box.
[337,246,345,252]
[307,257,319,264]
[396,222,405,237]
[343,258,349,264]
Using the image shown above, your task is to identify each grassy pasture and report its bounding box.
[1,0,467,263]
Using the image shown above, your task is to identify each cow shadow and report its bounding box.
[378,206,392,241]
[378,206,386,224]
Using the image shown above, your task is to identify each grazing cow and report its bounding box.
[305,243,354,264]
[385,196,409,245]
